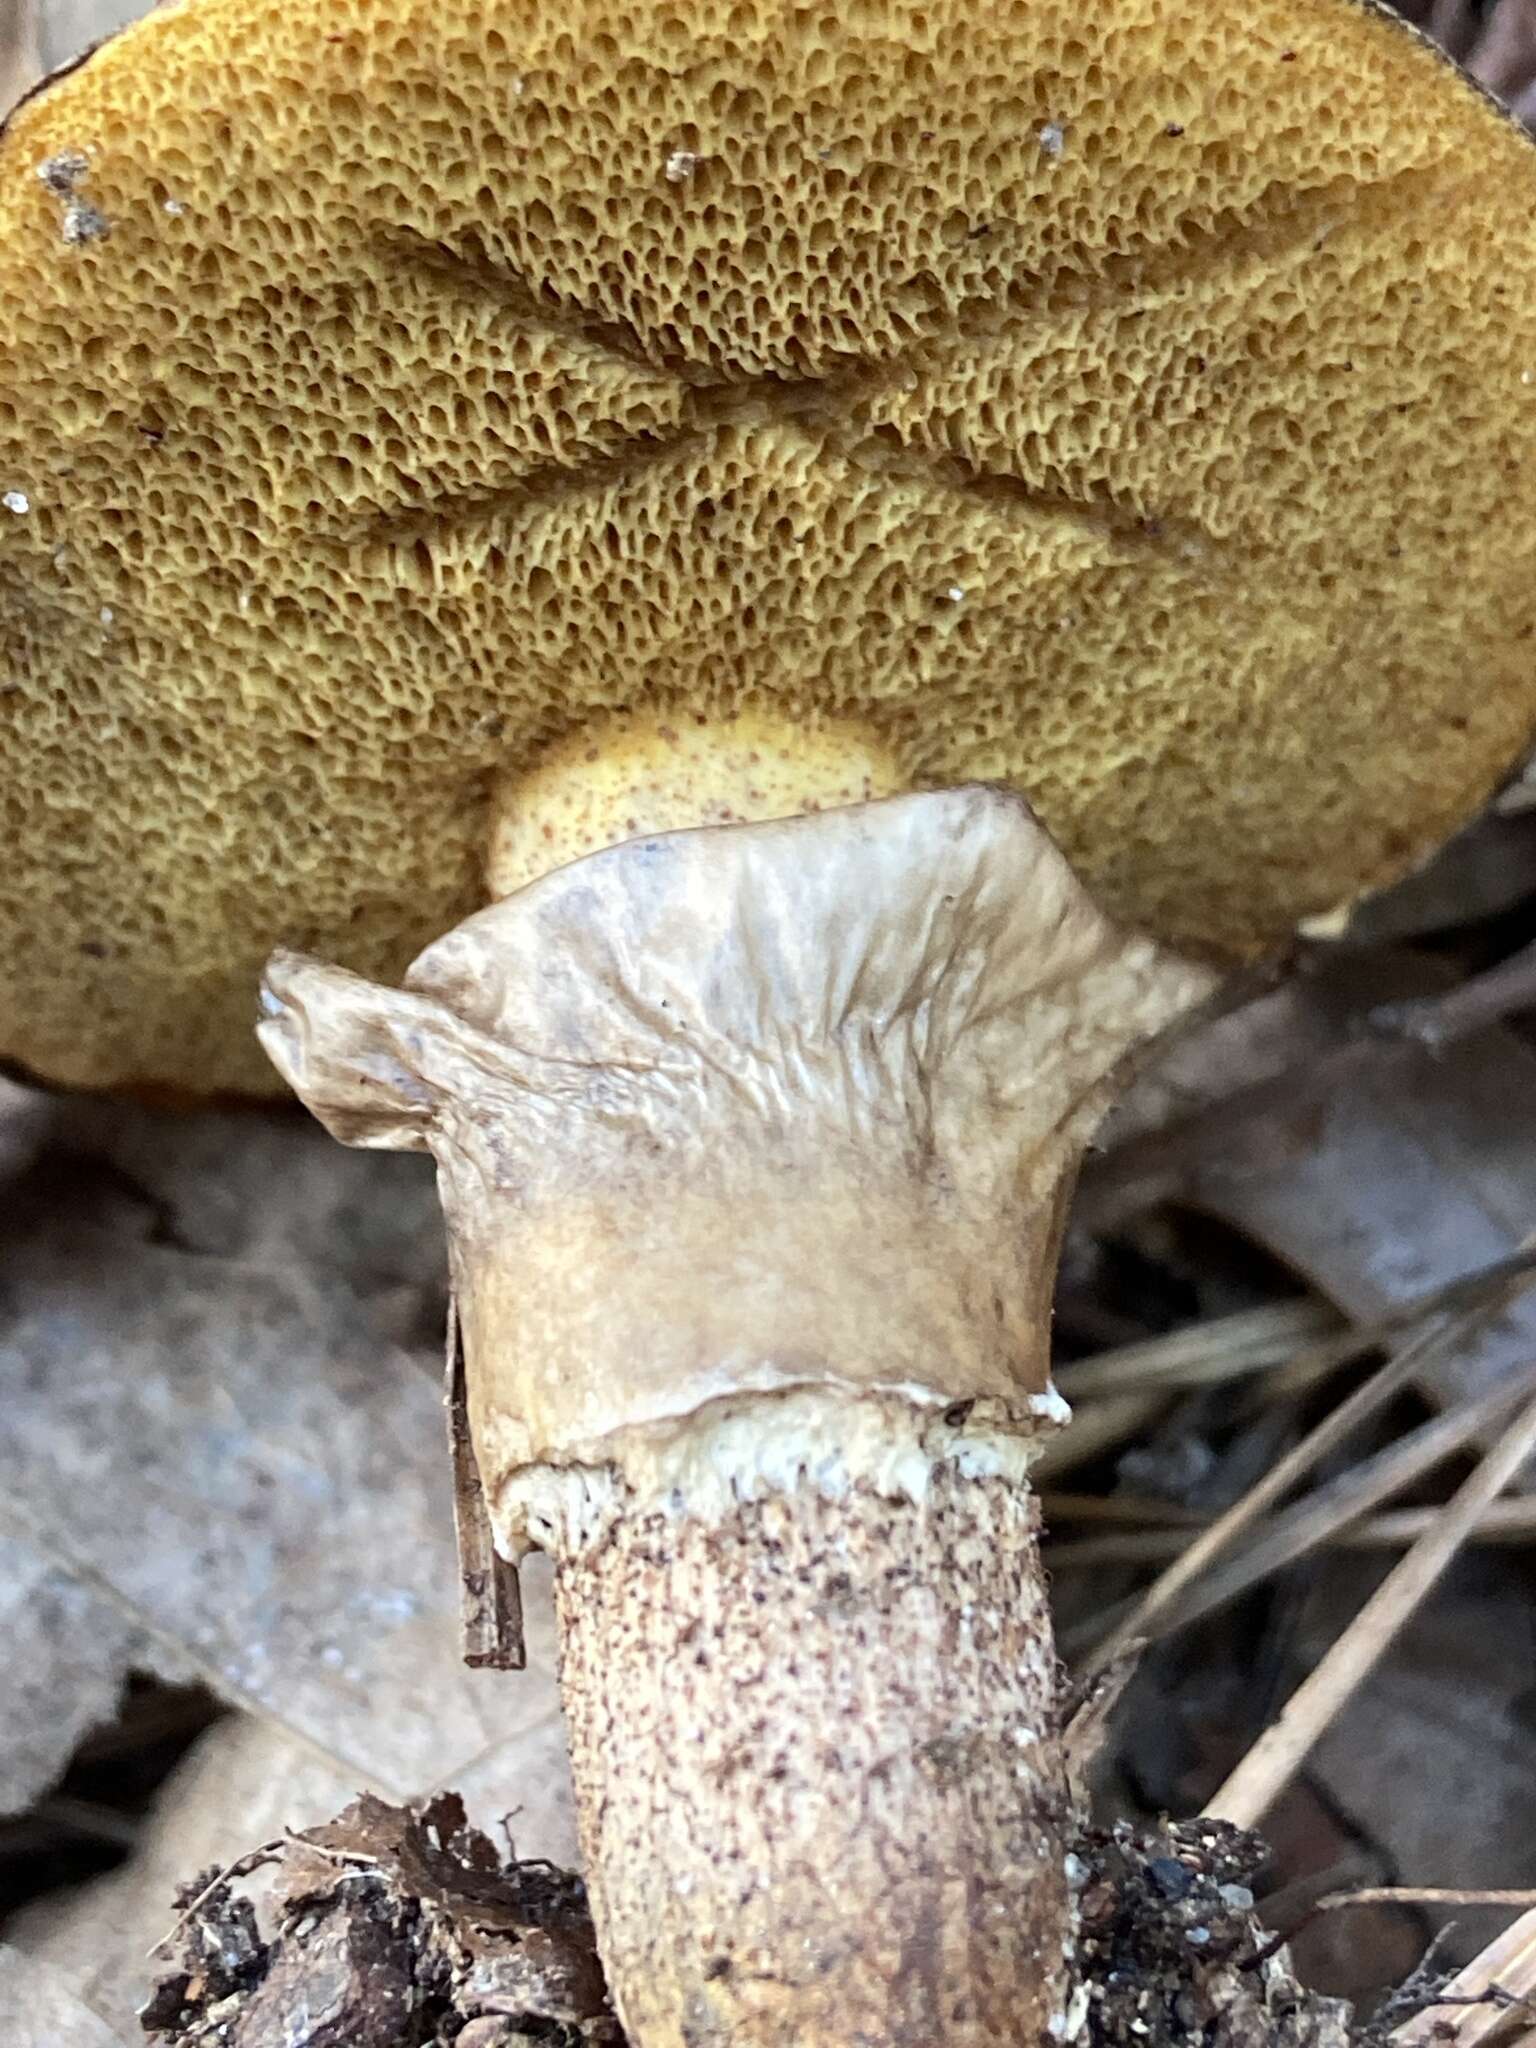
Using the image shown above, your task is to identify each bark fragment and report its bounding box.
[140,1794,619,2048]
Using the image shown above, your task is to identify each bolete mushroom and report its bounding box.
[3,1,1536,2041]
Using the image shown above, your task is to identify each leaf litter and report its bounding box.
[5,1,1536,2042]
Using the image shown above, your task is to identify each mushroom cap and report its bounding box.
[3,0,1536,1095]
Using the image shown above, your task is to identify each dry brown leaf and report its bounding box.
[12,1709,582,2033]
[0,1099,574,1843]
[134,1787,619,2048]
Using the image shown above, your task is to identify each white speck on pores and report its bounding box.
[664,149,701,183]
[163,196,186,216]
[944,583,967,603]
[99,606,114,625]
[3,490,29,515]
[62,201,111,244]
[1523,369,1534,386]
[37,151,111,242]
[237,589,252,613]
[36,148,89,197]
[1038,121,1066,159]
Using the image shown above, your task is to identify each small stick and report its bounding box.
[1054,1298,1339,1400]
[444,1291,524,1670]
[1205,1387,1536,1829]
[1369,933,1536,1052]
[1046,1494,1536,1567]
[1041,1492,1209,1528]
[1075,1257,1536,1672]
[146,1841,284,1957]
[1395,1906,1536,2048]
[1059,1246,1536,1405]
[1321,1889,1536,1913]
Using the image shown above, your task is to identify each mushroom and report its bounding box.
[3,1,1536,2042]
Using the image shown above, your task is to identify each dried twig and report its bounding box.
[1206,1389,1536,1828]
[444,1292,524,1670]
[1395,1906,1536,2048]
[1072,1255,1536,1670]
[146,1841,284,1958]
[1369,935,1536,1053]
[1046,1493,1536,1567]
[1054,1299,1340,1401]
[1322,1889,1536,1914]
[1046,1245,1536,1498]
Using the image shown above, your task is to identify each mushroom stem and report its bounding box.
[257,784,1208,2048]
[554,1433,1067,2048]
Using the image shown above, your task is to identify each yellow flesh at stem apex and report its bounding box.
[486,709,908,897]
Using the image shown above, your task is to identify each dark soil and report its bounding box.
[139,1794,621,2048]
[139,1799,1367,2048]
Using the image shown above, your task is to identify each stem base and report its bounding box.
[554,1462,1070,2048]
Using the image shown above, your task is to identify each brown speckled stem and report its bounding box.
[554,1458,1071,2048]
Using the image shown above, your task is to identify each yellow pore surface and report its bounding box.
[3,0,1536,1091]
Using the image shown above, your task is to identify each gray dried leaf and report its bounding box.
[0,1947,134,2047]
[0,1531,141,1816]
[1301,1555,1536,1939]
[0,0,41,115]
[1090,950,1536,1434]
[35,0,151,73]
[0,1100,573,1831]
